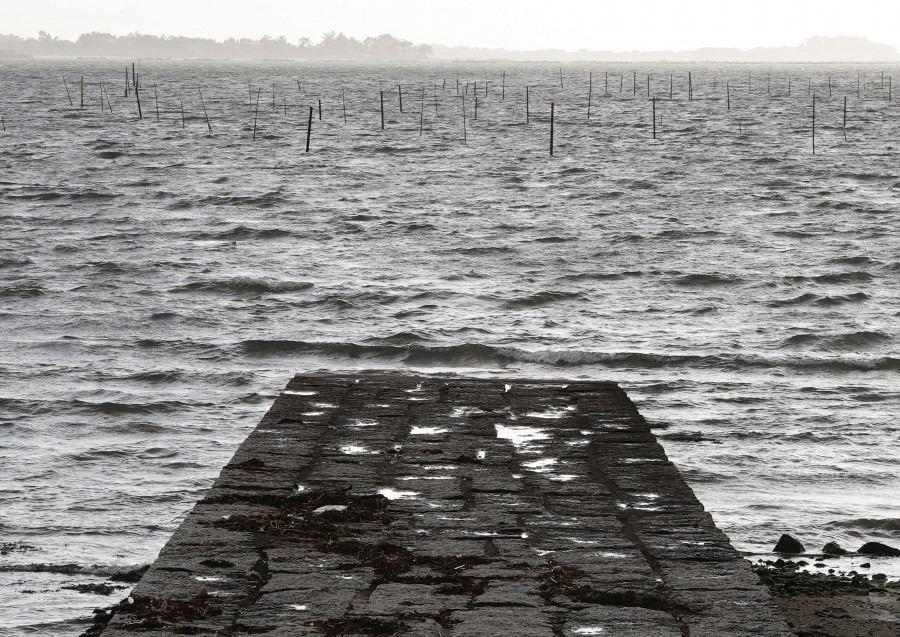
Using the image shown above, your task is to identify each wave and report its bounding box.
[6,190,64,201]
[830,331,892,349]
[767,293,819,307]
[195,192,286,208]
[526,236,575,243]
[814,292,869,306]
[0,257,32,268]
[827,518,900,532]
[456,246,516,255]
[767,292,870,308]
[559,272,630,281]
[70,399,194,416]
[0,282,46,298]
[364,331,432,345]
[404,223,436,232]
[781,331,892,351]
[172,276,313,295]
[785,271,874,284]
[503,291,585,309]
[188,226,295,241]
[235,340,900,373]
[671,273,743,287]
[828,255,880,266]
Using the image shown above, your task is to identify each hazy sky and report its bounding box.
[7,0,900,51]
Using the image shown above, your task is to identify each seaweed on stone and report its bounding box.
[109,565,150,583]
[311,617,407,636]
[79,594,221,635]
[538,564,692,614]
[209,489,392,546]
[230,458,276,472]
[754,560,900,597]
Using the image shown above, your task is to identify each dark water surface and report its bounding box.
[1,59,899,634]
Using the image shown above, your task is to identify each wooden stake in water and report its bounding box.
[380,91,384,129]
[63,77,73,106]
[647,74,650,97]
[652,96,656,139]
[342,87,347,124]
[306,106,313,152]
[843,95,847,141]
[99,81,104,113]
[559,67,563,90]
[474,96,478,120]
[619,74,623,93]
[132,63,136,88]
[633,71,636,95]
[199,89,211,133]
[605,72,608,94]
[526,86,530,124]
[135,82,142,119]
[104,83,113,113]
[462,95,467,143]
[727,82,730,110]
[154,84,160,123]
[788,77,791,96]
[318,99,322,121]
[125,66,129,97]
[828,77,832,98]
[80,76,84,108]
[398,84,403,113]
[812,93,816,155]
[670,74,673,99]
[253,88,260,140]
[550,102,555,156]
[808,78,811,95]
[272,83,275,112]
[587,72,592,120]
[688,72,692,101]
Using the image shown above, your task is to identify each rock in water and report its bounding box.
[857,541,900,557]
[774,534,805,554]
[822,541,848,556]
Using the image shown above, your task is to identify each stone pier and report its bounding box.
[98,374,791,636]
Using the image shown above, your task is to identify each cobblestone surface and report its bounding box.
[99,374,791,636]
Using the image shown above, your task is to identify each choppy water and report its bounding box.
[1,59,899,634]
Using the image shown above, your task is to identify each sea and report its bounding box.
[1,59,898,635]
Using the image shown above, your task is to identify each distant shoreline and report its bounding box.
[4,55,900,65]
[2,34,898,63]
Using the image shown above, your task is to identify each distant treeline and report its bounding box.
[433,37,900,63]
[0,31,432,60]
